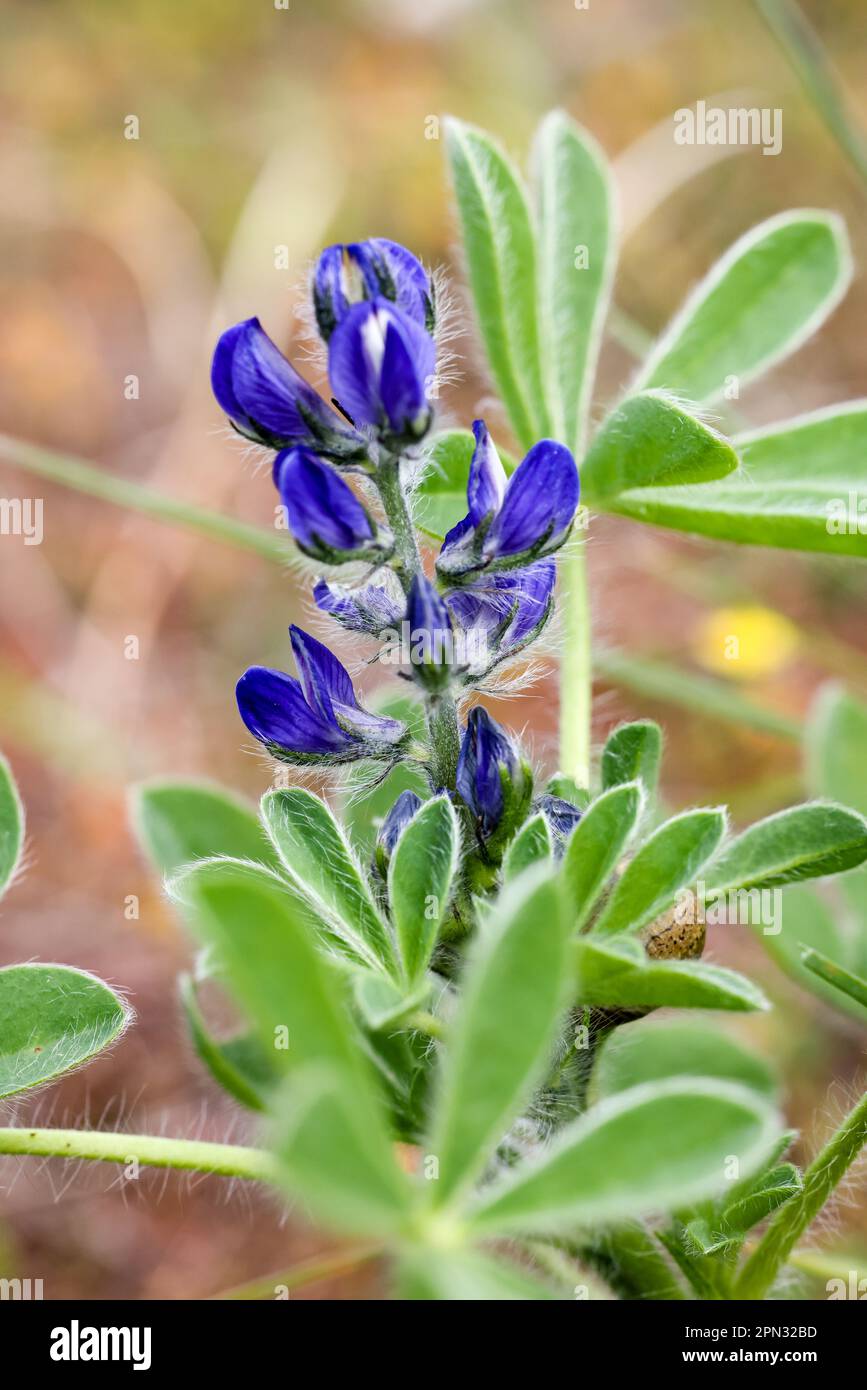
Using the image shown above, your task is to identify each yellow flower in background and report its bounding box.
[693,604,799,680]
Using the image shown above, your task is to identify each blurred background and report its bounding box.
[0,0,865,1298]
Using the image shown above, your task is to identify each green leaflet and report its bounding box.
[800,948,867,1013]
[179,973,274,1112]
[261,788,396,973]
[0,754,24,900]
[272,1063,411,1238]
[705,802,867,893]
[0,964,130,1098]
[444,117,550,448]
[606,401,867,556]
[469,1079,780,1236]
[592,807,726,936]
[635,210,851,403]
[532,110,615,453]
[502,813,552,884]
[582,392,738,505]
[428,871,570,1209]
[589,1017,778,1105]
[572,936,768,1012]
[562,781,644,931]
[600,720,662,797]
[388,794,460,981]
[397,1247,561,1301]
[131,779,280,877]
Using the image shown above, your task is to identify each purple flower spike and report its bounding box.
[328,298,436,443]
[313,238,433,341]
[438,423,579,580]
[273,448,386,562]
[211,317,364,460]
[236,626,406,765]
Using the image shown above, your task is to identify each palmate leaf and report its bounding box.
[588,1017,778,1105]
[592,807,727,936]
[468,1078,780,1236]
[532,110,615,454]
[607,402,867,557]
[572,935,768,1012]
[261,788,396,973]
[131,779,280,877]
[170,857,410,1232]
[427,871,571,1209]
[444,118,550,449]
[633,210,851,404]
[0,964,130,1098]
[0,754,24,900]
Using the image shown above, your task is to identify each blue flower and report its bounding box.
[273,448,390,563]
[405,573,456,693]
[236,625,406,764]
[537,794,583,850]
[437,420,579,580]
[445,560,555,671]
[313,574,404,637]
[212,317,365,459]
[328,298,436,443]
[313,239,434,341]
[456,707,530,843]
[374,788,423,876]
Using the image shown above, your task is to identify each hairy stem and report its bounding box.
[735,1087,867,1299]
[0,1127,277,1182]
[427,694,461,791]
[559,535,592,786]
[374,453,423,592]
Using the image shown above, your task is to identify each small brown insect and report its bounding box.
[639,890,705,960]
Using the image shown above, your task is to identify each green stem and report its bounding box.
[212,1245,382,1299]
[374,453,423,592]
[0,1127,277,1182]
[735,1087,867,1299]
[0,434,291,564]
[375,451,461,790]
[801,947,867,1011]
[559,536,592,786]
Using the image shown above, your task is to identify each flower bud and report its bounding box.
[456,707,532,856]
[328,298,436,444]
[374,789,423,878]
[274,448,391,564]
[211,317,365,460]
[313,238,434,342]
[406,573,457,695]
[313,574,404,637]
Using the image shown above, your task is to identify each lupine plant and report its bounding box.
[2,112,867,1301]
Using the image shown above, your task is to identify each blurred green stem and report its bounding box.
[0,1127,276,1182]
[0,434,291,564]
[754,0,867,189]
[559,537,592,786]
